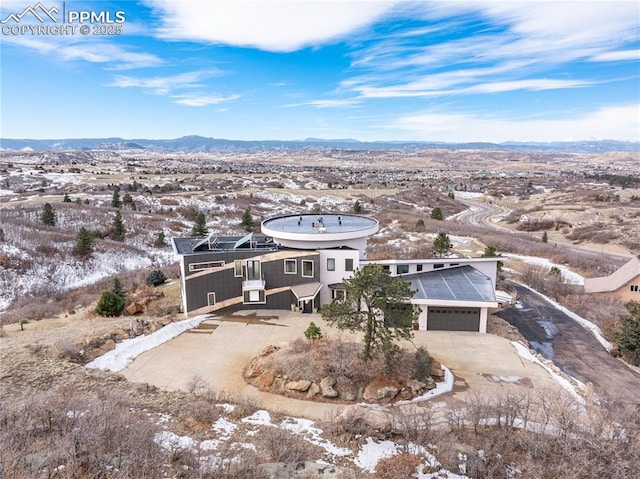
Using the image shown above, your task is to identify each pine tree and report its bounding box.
[191,211,208,236]
[110,211,126,241]
[95,291,125,317]
[41,202,56,227]
[542,231,548,243]
[74,227,94,258]
[241,208,255,231]
[111,277,125,301]
[111,189,122,208]
[433,231,453,257]
[63,193,72,203]
[430,207,443,220]
[154,231,167,247]
[614,301,640,366]
[353,200,363,214]
[482,245,503,272]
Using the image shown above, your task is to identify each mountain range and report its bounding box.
[1,135,638,154]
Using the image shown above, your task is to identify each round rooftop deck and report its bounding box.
[261,214,379,249]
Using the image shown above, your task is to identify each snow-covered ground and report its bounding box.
[504,253,585,285]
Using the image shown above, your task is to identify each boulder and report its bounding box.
[260,345,280,357]
[100,338,116,353]
[406,379,427,396]
[431,360,444,380]
[337,404,392,433]
[125,302,144,316]
[320,377,338,398]
[363,376,401,403]
[244,358,262,379]
[285,379,312,392]
[306,382,320,399]
[258,369,276,389]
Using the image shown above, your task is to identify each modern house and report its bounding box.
[584,256,640,302]
[172,213,500,332]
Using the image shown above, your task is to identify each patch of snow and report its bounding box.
[504,253,585,285]
[213,417,237,437]
[455,191,486,199]
[216,403,236,413]
[396,365,454,405]
[279,417,352,457]
[354,437,398,473]
[86,315,209,372]
[241,410,274,427]
[154,431,197,452]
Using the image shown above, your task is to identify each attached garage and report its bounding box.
[426,307,480,331]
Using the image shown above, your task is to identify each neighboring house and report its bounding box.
[172,213,500,332]
[584,256,640,302]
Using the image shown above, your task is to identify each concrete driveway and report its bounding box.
[122,310,564,420]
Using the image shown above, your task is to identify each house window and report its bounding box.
[246,260,261,280]
[207,292,216,306]
[302,260,314,278]
[284,259,297,274]
[327,258,335,271]
[243,290,265,304]
[397,264,409,275]
[190,260,225,272]
[416,264,423,272]
[434,263,444,269]
[345,258,354,271]
[234,260,243,277]
[631,285,639,292]
[382,265,390,271]
[333,289,346,301]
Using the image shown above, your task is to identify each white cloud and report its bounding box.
[591,49,640,62]
[388,104,640,143]
[284,98,360,108]
[145,0,400,52]
[1,35,162,70]
[108,71,218,95]
[171,93,240,107]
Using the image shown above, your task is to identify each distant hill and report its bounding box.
[0,136,638,154]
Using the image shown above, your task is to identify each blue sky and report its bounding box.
[1,0,639,142]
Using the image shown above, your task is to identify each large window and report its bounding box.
[327,258,335,271]
[246,260,261,280]
[397,264,409,275]
[416,264,423,272]
[234,260,243,277]
[189,261,225,272]
[434,263,444,269]
[302,260,314,278]
[345,258,354,272]
[284,259,297,274]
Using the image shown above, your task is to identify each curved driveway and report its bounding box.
[497,283,640,404]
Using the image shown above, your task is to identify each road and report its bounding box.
[496,283,640,404]
[454,198,634,261]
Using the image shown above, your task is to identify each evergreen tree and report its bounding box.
[146,270,167,286]
[41,202,56,227]
[95,291,125,317]
[154,231,167,247]
[191,211,208,236]
[542,231,548,243]
[111,277,125,301]
[74,227,94,258]
[415,219,425,231]
[110,211,126,241]
[353,200,363,214]
[122,193,134,209]
[614,301,640,366]
[430,207,443,220]
[321,264,416,361]
[433,231,453,257]
[111,188,122,208]
[482,245,503,272]
[241,208,255,231]
[63,193,72,203]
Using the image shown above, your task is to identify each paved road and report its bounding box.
[497,283,640,404]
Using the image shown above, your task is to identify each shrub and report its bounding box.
[375,453,422,479]
[303,321,322,342]
[413,346,433,382]
[146,269,167,287]
[95,290,125,317]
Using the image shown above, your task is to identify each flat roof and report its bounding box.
[405,265,496,303]
[261,214,378,235]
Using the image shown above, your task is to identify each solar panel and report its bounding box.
[234,232,253,249]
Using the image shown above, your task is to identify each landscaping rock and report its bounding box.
[258,369,276,389]
[306,382,320,399]
[407,379,427,396]
[363,376,401,403]
[320,376,338,398]
[260,345,280,357]
[244,358,262,379]
[258,462,355,479]
[431,360,445,380]
[285,379,312,392]
[337,404,392,433]
[125,302,144,316]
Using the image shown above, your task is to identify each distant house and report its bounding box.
[584,256,640,302]
[172,213,500,332]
